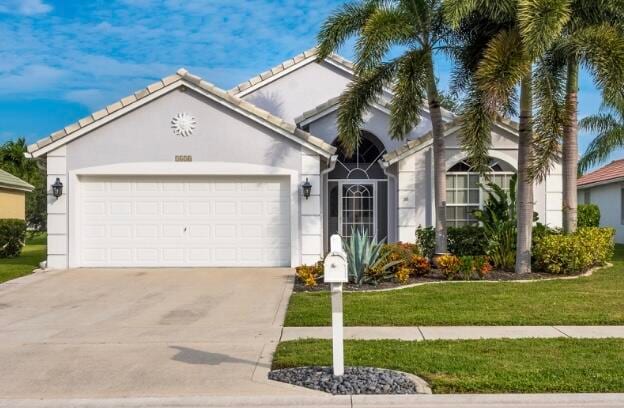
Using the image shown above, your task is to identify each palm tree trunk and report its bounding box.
[562,59,578,233]
[426,55,448,254]
[515,71,534,274]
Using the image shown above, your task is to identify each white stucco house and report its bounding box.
[578,159,624,243]
[27,48,563,269]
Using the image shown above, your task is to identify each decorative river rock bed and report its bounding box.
[269,366,422,395]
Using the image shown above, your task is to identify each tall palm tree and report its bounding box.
[317,0,451,255]
[445,0,571,273]
[531,2,624,233]
[578,98,624,172]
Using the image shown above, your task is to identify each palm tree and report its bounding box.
[445,0,571,273]
[531,2,624,233]
[316,0,451,255]
[578,98,624,172]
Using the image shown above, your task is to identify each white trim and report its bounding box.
[68,161,301,268]
[445,150,518,172]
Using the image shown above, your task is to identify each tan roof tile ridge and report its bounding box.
[28,68,336,156]
[228,46,355,95]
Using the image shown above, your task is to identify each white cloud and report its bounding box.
[0,64,65,93]
[0,0,52,16]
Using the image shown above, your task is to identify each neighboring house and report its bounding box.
[578,159,624,243]
[0,169,34,220]
[26,48,563,269]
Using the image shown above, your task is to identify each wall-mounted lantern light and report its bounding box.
[302,178,312,200]
[51,178,63,198]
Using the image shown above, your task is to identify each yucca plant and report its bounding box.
[343,228,385,284]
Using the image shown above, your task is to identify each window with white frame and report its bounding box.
[446,159,516,227]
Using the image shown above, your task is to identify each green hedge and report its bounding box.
[416,225,488,258]
[533,227,614,274]
[578,204,600,228]
[0,219,27,258]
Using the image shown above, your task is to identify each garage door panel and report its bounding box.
[78,176,291,267]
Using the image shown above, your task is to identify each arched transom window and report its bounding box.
[446,158,516,227]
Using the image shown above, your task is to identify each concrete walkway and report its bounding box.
[282,326,624,341]
[1,394,623,408]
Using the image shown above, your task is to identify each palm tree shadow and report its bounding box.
[169,346,258,367]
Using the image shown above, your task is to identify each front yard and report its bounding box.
[272,338,624,393]
[0,233,46,284]
[285,245,624,326]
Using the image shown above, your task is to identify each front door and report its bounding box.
[339,182,376,239]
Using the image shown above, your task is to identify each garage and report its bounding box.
[77,175,291,267]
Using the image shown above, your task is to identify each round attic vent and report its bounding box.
[171,113,197,137]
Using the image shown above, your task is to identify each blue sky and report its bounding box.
[0,0,615,163]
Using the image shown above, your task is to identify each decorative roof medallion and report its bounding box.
[171,113,197,137]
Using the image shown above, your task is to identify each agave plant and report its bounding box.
[343,228,385,285]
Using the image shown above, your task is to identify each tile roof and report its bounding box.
[228,46,354,96]
[27,69,336,157]
[578,159,624,187]
[0,169,34,192]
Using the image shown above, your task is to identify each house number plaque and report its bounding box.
[175,155,192,162]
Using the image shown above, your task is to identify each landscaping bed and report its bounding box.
[272,338,624,393]
[269,366,422,394]
[294,268,584,292]
[285,245,624,326]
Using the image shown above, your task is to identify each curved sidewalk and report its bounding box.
[281,326,624,341]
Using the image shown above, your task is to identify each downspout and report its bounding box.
[320,155,338,254]
[380,159,398,243]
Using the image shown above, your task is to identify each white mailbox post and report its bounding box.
[323,234,349,376]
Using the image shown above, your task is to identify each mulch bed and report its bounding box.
[293,268,587,292]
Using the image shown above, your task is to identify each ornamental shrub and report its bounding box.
[295,261,324,287]
[0,219,27,258]
[578,204,600,228]
[448,226,488,256]
[533,227,614,274]
[415,226,435,259]
[438,254,460,280]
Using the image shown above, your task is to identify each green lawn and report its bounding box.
[273,338,624,393]
[0,233,46,284]
[285,245,624,326]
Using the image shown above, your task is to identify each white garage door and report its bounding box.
[78,176,291,267]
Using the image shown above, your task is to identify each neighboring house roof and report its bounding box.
[26,69,336,159]
[228,47,354,97]
[578,159,624,188]
[0,169,34,192]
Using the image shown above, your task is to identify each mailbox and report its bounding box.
[324,235,349,283]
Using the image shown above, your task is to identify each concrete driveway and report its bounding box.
[0,267,312,398]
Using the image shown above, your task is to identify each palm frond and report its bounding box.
[389,49,429,139]
[530,48,567,181]
[571,24,624,102]
[517,0,571,59]
[356,5,416,74]
[337,60,399,156]
[316,0,381,59]
[475,29,527,115]
[578,127,624,173]
[458,81,494,173]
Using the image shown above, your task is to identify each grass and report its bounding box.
[272,338,624,393]
[285,245,624,326]
[0,233,46,284]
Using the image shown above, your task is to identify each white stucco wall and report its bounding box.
[578,183,624,243]
[241,61,352,123]
[395,126,564,242]
[46,87,323,268]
